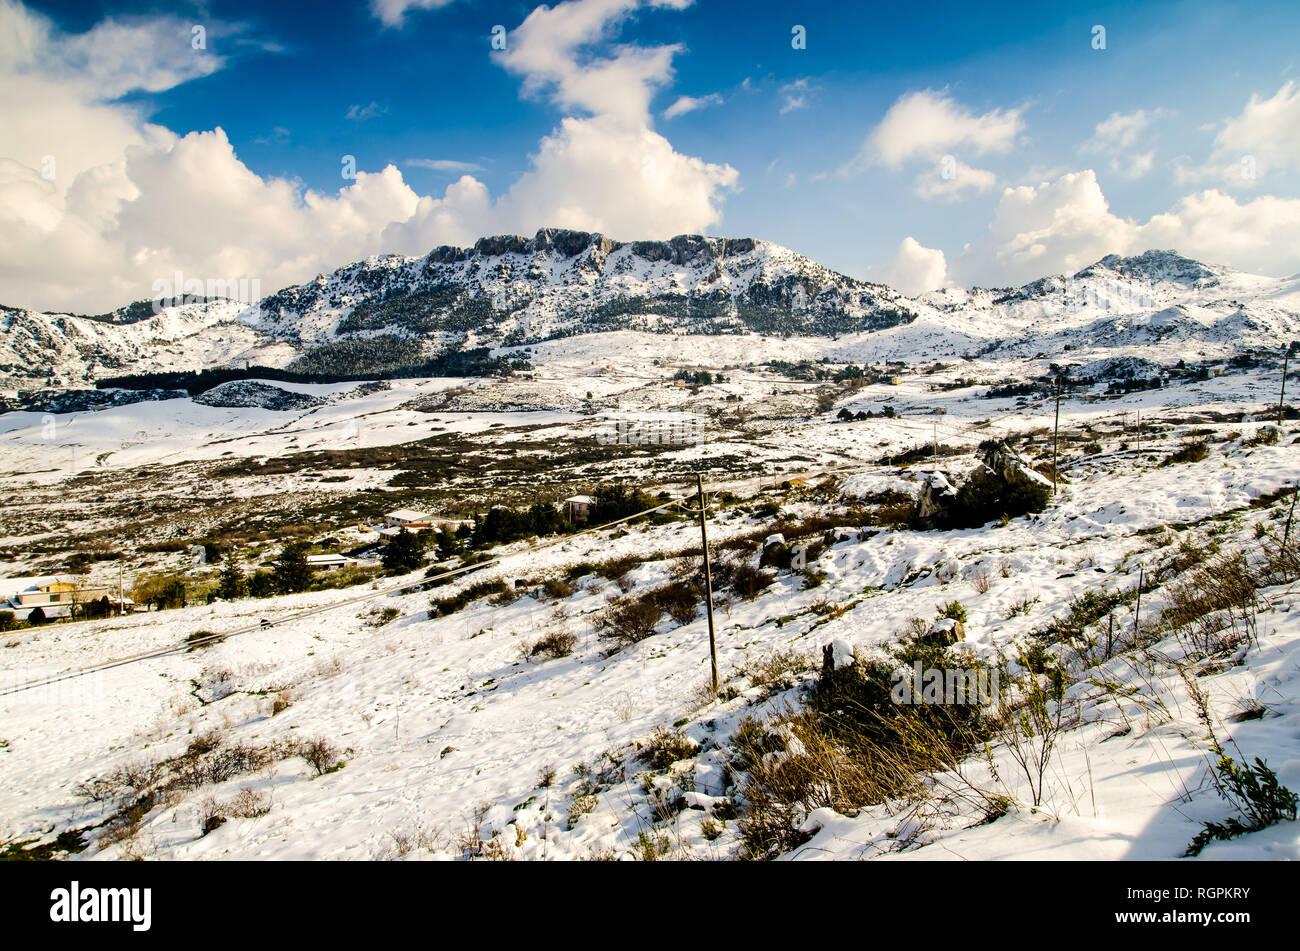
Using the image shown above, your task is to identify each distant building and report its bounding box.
[305,554,359,572]
[4,579,117,621]
[384,509,430,528]
[563,494,596,524]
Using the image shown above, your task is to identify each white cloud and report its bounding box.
[779,79,810,114]
[663,92,723,119]
[1205,81,1300,184]
[1081,108,1166,179]
[912,158,997,201]
[370,0,459,29]
[867,237,951,295]
[950,168,1300,287]
[1140,188,1300,275]
[500,0,692,127]
[345,101,387,122]
[406,158,486,174]
[857,89,1023,169]
[0,0,738,313]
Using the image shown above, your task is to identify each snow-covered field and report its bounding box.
[2,245,1298,861]
[1,351,1297,860]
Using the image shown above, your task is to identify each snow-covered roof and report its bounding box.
[564,495,596,504]
[386,509,429,521]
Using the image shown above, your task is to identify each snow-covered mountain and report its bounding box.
[250,230,917,349]
[2,240,1297,393]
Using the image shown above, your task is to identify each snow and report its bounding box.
[1,247,1299,862]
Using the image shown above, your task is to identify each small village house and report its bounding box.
[563,494,596,524]
[384,509,430,529]
[4,578,126,621]
[305,554,360,572]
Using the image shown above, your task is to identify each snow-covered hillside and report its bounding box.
[6,241,1296,397]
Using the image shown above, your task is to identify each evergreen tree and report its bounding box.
[272,541,313,594]
[382,527,426,574]
[218,553,247,600]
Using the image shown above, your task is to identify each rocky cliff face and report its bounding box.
[251,229,918,349]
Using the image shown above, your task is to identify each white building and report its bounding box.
[384,509,430,528]
[306,554,359,571]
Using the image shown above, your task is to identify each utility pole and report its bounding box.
[932,421,938,468]
[1133,567,1144,643]
[1052,377,1062,494]
[1280,346,1291,427]
[118,562,124,616]
[1283,484,1298,554]
[695,473,719,697]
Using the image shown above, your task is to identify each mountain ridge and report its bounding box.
[2,237,1297,392]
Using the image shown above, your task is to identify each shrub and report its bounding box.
[1185,754,1298,856]
[527,630,578,659]
[936,600,968,624]
[638,726,698,770]
[1035,586,1134,645]
[1247,426,1280,447]
[655,581,701,625]
[429,578,509,617]
[185,630,223,649]
[944,474,1051,529]
[730,563,774,599]
[295,737,342,777]
[1164,440,1209,465]
[601,597,663,644]
[542,577,575,600]
[596,555,640,588]
[741,648,813,692]
[1161,552,1258,658]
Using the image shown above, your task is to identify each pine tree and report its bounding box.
[272,541,313,594]
[382,527,426,573]
[218,553,247,600]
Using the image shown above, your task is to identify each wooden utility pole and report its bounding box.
[118,562,125,617]
[1052,377,1062,494]
[1133,567,1144,642]
[695,474,719,696]
[1280,346,1291,427]
[932,422,939,468]
[1284,484,1298,553]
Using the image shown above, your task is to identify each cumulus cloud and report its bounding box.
[857,88,1023,169]
[1201,81,1300,185]
[867,237,951,295]
[949,169,1300,287]
[912,157,997,201]
[0,0,738,313]
[844,89,1020,201]
[499,0,693,126]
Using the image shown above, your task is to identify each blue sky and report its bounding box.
[5,0,1300,310]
